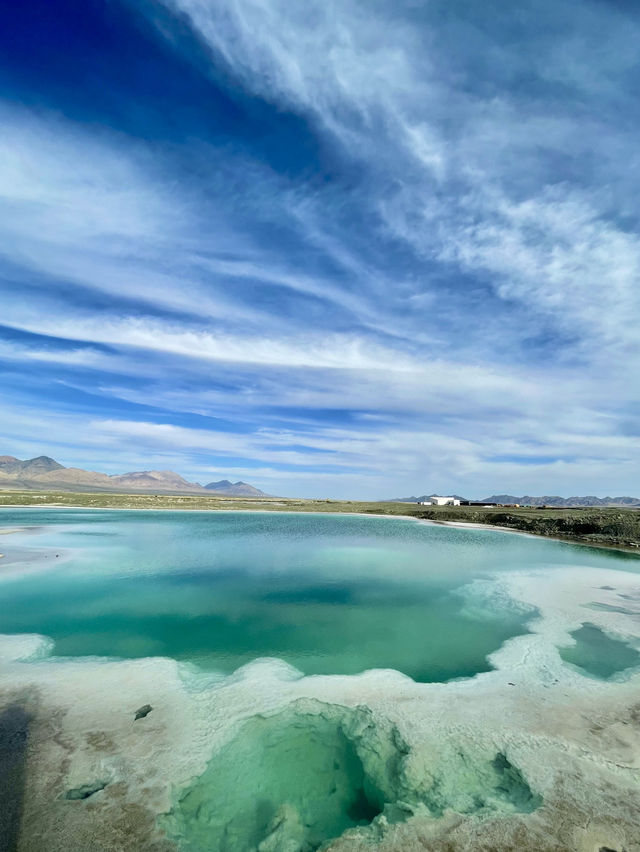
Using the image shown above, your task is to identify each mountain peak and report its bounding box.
[0,455,64,475]
[0,453,269,496]
[204,480,268,497]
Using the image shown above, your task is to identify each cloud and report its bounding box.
[438,188,640,354]
[1,0,639,496]
[1,312,420,372]
[163,0,640,358]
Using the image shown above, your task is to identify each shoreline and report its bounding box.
[1,502,640,557]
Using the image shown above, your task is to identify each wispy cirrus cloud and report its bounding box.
[163,0,640,358]
[0,0,638,496]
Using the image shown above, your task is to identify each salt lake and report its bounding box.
[0,509,639,851]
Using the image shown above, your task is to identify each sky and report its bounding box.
[0,0,639,499]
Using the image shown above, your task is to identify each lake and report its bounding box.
[1,509,639,852]
[1,508,636,681]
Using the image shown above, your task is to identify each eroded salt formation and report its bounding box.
[162,701,390,851]
[161,699,540,851]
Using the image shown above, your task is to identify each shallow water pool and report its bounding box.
[559,622,640,679]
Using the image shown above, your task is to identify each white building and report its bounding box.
[418,496,461,506]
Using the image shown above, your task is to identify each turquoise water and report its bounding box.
[160,699,542,852]
[162,699,541,852]
[165,703,385,852]
[559,623,640,679]
[0,509,637,681]
[2,510,637,852]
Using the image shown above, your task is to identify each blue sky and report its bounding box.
[1,0,639,498]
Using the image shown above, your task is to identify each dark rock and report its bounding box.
[134,704,152,721]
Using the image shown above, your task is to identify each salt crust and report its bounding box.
[1,561,639,851]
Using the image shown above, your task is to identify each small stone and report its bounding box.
[134,704,152,721]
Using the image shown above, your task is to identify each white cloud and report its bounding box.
[1,309,419,372]
[2,2,639,497]
[3,399,638,498]
[0,106,381,332]
[164,0,640,363]
[0,340,107,367]
[437,188,640,354]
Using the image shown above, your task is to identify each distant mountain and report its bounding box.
[113,470,198,491]
[386,491,640,507]
[483,495,640,507]
[0,455,269,497]
[0,455,64,476]
[204,480,268,497]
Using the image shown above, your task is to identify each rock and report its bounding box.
[134,704,152,721]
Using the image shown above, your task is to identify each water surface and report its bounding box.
[0,509,637,681]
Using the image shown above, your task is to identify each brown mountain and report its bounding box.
[204,479,267,497]
[0,455,269,497]
[111,470,200,491]
[0,455,64,476]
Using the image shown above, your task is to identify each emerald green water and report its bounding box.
[0,509,637,681]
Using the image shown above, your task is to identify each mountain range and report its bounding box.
[0,456,268,497]
[389,492,640,507]
[482,494,640,508]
